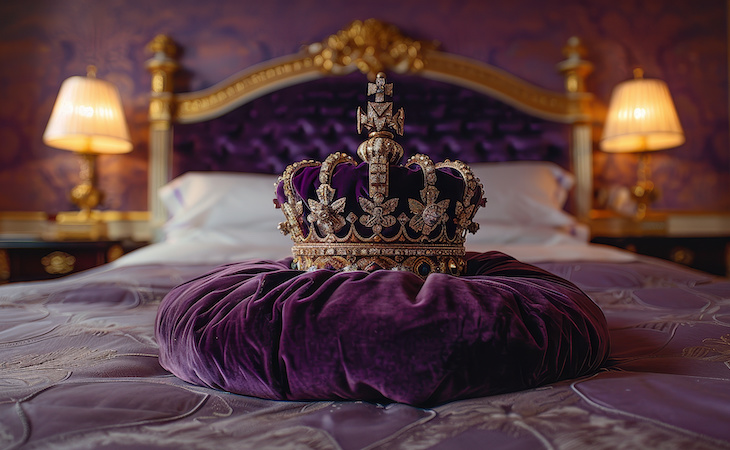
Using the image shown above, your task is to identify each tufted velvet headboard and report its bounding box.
[146,19,593,233]
[171,73,570,177]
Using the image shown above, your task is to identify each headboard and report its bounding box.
[146,19,593,233]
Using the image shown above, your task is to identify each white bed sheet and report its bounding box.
[112,237,636,269]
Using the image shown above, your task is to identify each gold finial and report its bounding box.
[633,67,644,79]
[557,36,593,93]
[86,65,97,78]
[562,36,586,60]
[146,34,178,58]
[146,33,179,125]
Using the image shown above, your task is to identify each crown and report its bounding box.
[275,73,485,277]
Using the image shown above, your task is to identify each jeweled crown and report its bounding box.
[275,73,485,277]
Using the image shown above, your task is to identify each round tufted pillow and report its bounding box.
[155,251,609,406]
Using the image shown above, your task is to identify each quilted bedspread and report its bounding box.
[1,254,730,449]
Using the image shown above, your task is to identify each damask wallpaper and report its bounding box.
[0,0,727,212]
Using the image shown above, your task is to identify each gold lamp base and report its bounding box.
[70,153,103,216]
[632,180,657,220]
[53,153,109,240]
[631,153,659,221]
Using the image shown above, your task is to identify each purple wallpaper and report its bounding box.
[0,0,727,213]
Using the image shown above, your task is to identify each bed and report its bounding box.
[3,19,730,449]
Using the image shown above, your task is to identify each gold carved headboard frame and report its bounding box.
[146,19,592,235]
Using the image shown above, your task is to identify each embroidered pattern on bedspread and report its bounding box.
[683,334,730,369]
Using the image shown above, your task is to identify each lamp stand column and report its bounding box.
[632,152,656,220]
[70,152,102,220]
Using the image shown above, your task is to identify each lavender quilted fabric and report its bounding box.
[156,251,609,406]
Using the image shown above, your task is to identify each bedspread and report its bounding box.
[1,255,730,449]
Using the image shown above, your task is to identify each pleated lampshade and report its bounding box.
[43,71,132,154]
[601,69,684,153]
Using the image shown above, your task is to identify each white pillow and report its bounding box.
[159,172,289,245]
[469,161,576,227]
[158,162,577,247]
[466,222,589,247]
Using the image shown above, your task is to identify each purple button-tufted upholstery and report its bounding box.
[172,73,569,176]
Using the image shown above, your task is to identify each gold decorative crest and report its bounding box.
[308,19,435,80]
[276,74,484,278]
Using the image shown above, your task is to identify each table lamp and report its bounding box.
[600,68,684,219]
[43,66,132,223]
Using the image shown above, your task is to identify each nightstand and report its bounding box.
[0,239,145,284]
[590,211,730,277]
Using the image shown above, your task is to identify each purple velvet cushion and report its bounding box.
[155,252,609,406]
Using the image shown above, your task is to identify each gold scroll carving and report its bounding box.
[308,19,436,80]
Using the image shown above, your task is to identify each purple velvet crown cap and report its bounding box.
[275,73,485,277]
[276,160,482,237]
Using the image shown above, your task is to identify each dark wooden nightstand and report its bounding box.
[0,239,145,283]
[590,211,730,277]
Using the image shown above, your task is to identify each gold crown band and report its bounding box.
[292,243,466,277]
[292,242,465,258]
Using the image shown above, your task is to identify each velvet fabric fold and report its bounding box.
[155,251,609,406]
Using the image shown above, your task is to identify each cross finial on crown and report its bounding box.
[368,73,392,102]
[356,72,405,136]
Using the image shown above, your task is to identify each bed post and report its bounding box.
[557,37,594,223]
[145,35,179,240]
